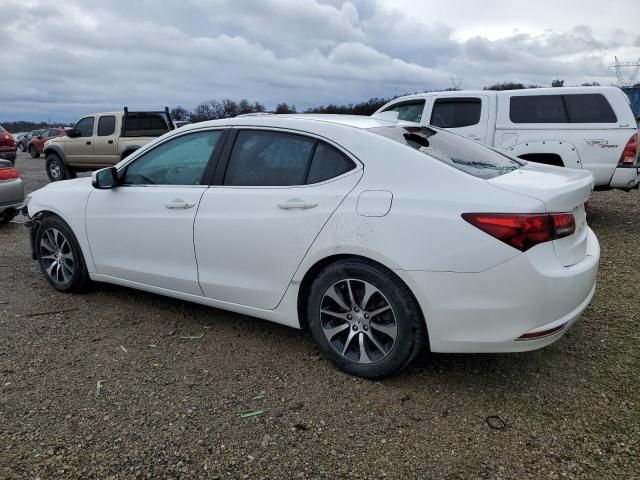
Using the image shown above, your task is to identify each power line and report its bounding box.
[609,56,640,87]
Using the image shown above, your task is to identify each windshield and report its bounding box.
[369,126,523,179]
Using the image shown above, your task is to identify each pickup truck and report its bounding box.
[375,86,639,190]
[43,108,175,181]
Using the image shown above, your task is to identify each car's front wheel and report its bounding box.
[29,145,40,158]
[307,259,426,378]
[35,216,91,293]
[46,154,68,182]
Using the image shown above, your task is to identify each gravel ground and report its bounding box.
[1,152,638,479]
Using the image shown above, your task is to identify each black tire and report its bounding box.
[307,258,426,378]
[46,154,68,182]
[29,145,40,158]
[35,215,91,293]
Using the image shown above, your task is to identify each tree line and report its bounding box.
[4,79,638,132]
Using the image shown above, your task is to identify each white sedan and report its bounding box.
[24,115,600,378]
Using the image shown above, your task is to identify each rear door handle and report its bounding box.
[277,198,318,210]
[165,199,196,210]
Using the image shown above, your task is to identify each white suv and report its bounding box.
[375,86,639,191]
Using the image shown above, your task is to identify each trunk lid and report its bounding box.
[489,163,593,266]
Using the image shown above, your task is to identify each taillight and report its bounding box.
[462,212,575,252]
[0,167,19,181]
[619,133,638,166]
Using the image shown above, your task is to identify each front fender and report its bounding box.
[43,144,68,165]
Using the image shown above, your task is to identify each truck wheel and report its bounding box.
[29,145,40,158]
[46,154,68,182]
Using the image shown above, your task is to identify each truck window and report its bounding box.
[122,113,171,137]
[97,116,116,136]
[564,94,617,123]
[382,100,426,123]
[74,117,95,137]
[430,98,481,128]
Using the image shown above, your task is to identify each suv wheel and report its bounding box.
[46,154,68,182]
[29,145,40,158]
[307,258,426,378]
[35,216,91,292]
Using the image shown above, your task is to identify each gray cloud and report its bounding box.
[0,0,638,122]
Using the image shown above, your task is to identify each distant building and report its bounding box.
[622,87,640,120]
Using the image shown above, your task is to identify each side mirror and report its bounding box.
[92,167,118,189]
[37,135,43,140]
[66,129,80,138]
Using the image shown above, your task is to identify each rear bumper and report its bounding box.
[609,165,640,190]
[397,228,600,353]
[0,178,25,213]
[0,151,17,162]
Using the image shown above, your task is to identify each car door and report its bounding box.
[425,96,489,143]
[194,128,362,310]
[92,115,119,165]
[85,128,228,295]
[65,116,95,164]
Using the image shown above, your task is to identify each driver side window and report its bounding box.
[74,117,95,138]
[123,130,223,186]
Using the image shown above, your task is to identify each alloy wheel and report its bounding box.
[49,159,61,179]
[320,279,398,364]
[39,228,75,285]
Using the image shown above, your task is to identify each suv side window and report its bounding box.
[430,98,482,128]
[224,130,316,186]
[97,115,116,136]
[74,117,95,137]
[307,142,355,184]
[123,130,223,186]
[383,100,426,123]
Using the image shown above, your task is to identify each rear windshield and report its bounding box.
[369,126,523,179]
[122,113,171,137]
[0,125,5,133]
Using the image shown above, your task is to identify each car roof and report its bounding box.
[180,114,411,132]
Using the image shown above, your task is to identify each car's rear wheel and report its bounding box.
[307,259,426,378]
[35,216,90,293]
[29,145,40,158]
[46,154,68,182]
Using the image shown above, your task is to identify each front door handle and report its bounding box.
[277,198,318,210]
[165,199,196,210]
[107,140,114,144]
[86,141,92,145]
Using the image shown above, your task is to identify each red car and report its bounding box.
[27,127,67,158]
[0,124,17,165]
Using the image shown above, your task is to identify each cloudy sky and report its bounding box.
[1,0,639,122]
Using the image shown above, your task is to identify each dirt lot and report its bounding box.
[1,152,638,479]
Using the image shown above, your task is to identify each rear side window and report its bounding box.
[224,130,316,186]
[430,98,482,128]
[97,115,116,136]
[307,143,355,184]
[123,113,171,137]
[564,94,617,123]
[510,94,617,123]
[369,126,523,180]
[383,100,425,123]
